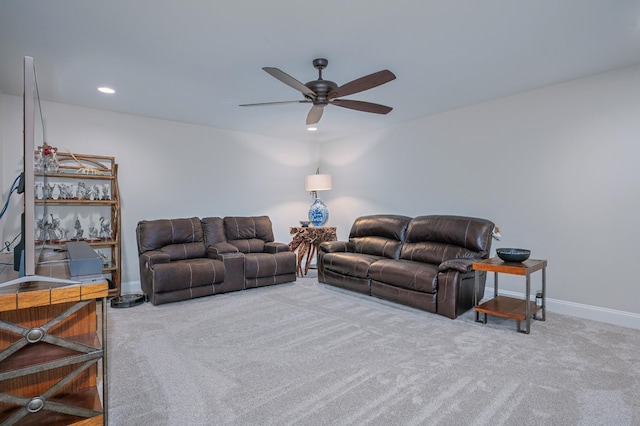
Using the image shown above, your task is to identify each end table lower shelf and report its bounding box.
[475,295,542,322]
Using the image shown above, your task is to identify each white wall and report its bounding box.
[0,96,321,285]
[321,64,640,318]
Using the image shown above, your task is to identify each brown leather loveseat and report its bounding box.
[136,216,296,305]
[318,214,495,319]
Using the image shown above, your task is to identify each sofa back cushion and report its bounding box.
[136,217,206,260]
[201,216,226,247]
[223,216,275,253]
[401,215,494,264]
[348,215,411,259]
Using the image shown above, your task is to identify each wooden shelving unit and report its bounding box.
[34,152,121,298]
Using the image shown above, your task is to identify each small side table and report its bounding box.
[289,227,337,277]
[473,257,547,334]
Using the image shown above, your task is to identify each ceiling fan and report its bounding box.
[240,58,396,126]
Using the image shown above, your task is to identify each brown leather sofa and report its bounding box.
[136,216,296,305]
[318,214,495,319]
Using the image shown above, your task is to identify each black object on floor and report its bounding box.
[110,294,146,308]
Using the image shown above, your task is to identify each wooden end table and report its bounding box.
[289,227,337,277]
[473,257,547,334]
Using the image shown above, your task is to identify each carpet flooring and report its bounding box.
[107,274,640,425]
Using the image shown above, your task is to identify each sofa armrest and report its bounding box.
[438,258,475,273]
[139,251,171,298]
[264,242,290,253]
[208,251,245,292]
[141,251,170,268]
[319,240,350,253]
[207,242,239,256]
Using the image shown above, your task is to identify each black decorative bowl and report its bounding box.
[496,248,531,263]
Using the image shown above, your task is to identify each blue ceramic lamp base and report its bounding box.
[308,198,329,227]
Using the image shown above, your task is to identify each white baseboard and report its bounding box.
[485,288,640,330]
[120,280,639,330]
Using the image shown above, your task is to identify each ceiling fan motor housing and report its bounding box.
[305,80,338,105]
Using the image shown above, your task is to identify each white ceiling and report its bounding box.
[1,1,639,143]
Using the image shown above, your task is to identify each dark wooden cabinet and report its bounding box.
[0,259,108,425]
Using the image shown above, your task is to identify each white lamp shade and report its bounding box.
[305,174,332,191]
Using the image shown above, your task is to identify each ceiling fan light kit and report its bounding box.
[240,58,396,126]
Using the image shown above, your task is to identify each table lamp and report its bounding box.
[305,169,332,227]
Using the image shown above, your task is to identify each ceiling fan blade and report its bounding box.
[328,69,396,99]
[263,67,317,98]
[239,100,311,107]
[306,105,324,125]
[331,99,393,114]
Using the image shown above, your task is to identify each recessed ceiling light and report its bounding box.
[98,87,115,94]
[307,126,318,132]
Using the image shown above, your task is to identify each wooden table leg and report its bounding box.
[304,244,317,276]
[296,243,308,277]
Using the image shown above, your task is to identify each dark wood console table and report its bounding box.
[0,252,108,425]
[289,227,337,277]
[473,257,547,334]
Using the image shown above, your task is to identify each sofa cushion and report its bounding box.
[404,215,494,255]
[400,241,478,265]
[348,214,411,259]
[151,258,225,292]
[349,214,411,241]
[321,252,384,279]
[351,236,404,259]
[368,259,439,293]
[244,252,296,278]
[229,238,265,253]
[160,242,206,261]
[224,216,274,242]
[136,217,203,253]
[201,216,226,247]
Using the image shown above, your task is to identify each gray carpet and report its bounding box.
[107,274,640,425]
